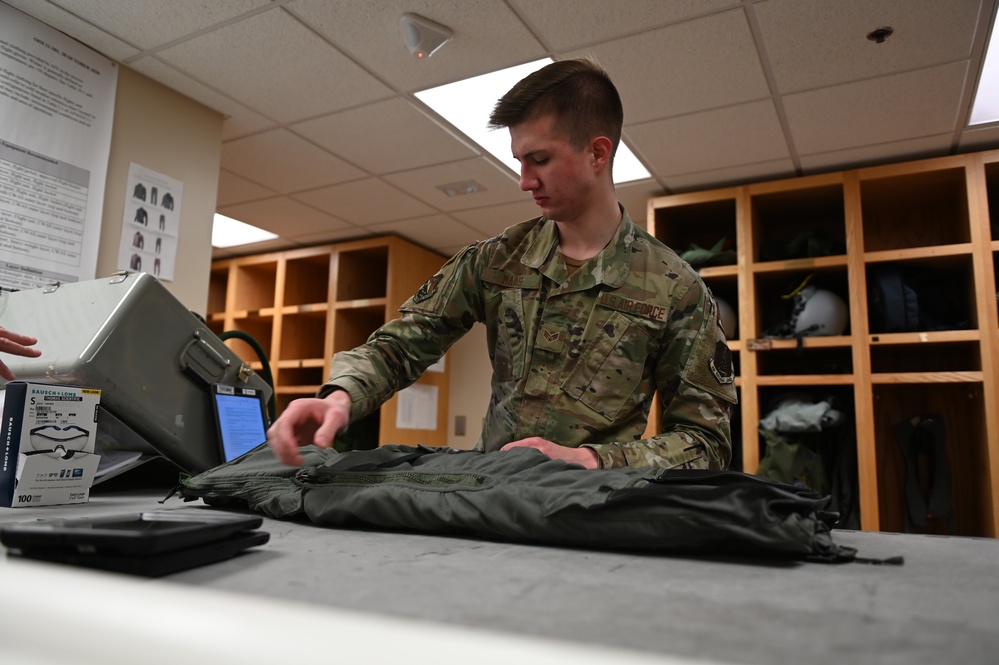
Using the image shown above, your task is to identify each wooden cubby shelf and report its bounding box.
[647,148,999,537]
[210,235,449,448]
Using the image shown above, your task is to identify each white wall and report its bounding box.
[446,323,491,449]
[96,65,223,315]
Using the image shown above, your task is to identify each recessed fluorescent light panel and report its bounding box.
[416,59,652,184]
[970,22,999,125]
[211,213,278,248]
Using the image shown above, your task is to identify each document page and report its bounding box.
[0,3,117,290]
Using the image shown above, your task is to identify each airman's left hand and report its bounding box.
[500,437,600,469]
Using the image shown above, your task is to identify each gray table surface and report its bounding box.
[2,488,997,665]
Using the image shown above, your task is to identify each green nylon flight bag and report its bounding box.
[176,444,867,563]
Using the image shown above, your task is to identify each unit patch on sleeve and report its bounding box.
[709,340,735,384]
[412,274,443,303]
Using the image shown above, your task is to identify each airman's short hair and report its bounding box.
[488,57,623,160]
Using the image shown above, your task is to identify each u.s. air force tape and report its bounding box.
[597,292,667,322]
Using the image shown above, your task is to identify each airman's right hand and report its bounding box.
[266,390,352,466]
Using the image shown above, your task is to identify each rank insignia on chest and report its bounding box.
[536,323,565,353]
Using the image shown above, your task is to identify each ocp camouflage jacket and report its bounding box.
[324,209,737,469]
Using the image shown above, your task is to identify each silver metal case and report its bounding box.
[0,272,271,472]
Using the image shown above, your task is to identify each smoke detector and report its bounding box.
[400,13,452,59]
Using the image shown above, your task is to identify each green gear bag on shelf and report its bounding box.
[175,443,899,564]
[679,236,736,268]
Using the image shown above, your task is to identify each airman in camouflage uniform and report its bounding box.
[324,208,737,470]
[269,56,736,470]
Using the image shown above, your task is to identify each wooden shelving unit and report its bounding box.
[647,148,999,537]
[208,235,449,447]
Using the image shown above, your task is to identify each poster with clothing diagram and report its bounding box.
[117,162,182,280]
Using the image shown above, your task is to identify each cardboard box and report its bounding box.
[1,382,101,507]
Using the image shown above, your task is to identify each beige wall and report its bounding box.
[96,65,223,315]
[446,323,491,449]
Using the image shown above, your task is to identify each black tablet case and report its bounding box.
[1,510,269,576]
[7,531,270,577]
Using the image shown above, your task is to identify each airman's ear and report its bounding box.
[589,136,613,174]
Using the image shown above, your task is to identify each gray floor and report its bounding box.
[2,489,997,665]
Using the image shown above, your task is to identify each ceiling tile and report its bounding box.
[293,178,436,225]
[799,135,953,173]
[451,199,541,238]
[662,158,797,193]
[785,62,970,155]
[48,0,271,49]
[287,0,546,93]
[576,9,771,123]
[510,0,739,50]
[217,169,276,207]
[959,124,999,152]
[755,0,984,93]
[290,98,478,175]
[627,100,789,176]
[221,129,365,194]
[385,158,524,212]
[4,0,139,61]
[127,56,276,140]
[218,196,353,237]
[156,8,392,123]
[366,214,483,251]
[288,226,376,246]
[218,114,278,143]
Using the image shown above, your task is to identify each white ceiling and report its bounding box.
[6,0,999,260]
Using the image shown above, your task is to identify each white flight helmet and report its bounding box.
[789,283,848,336]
